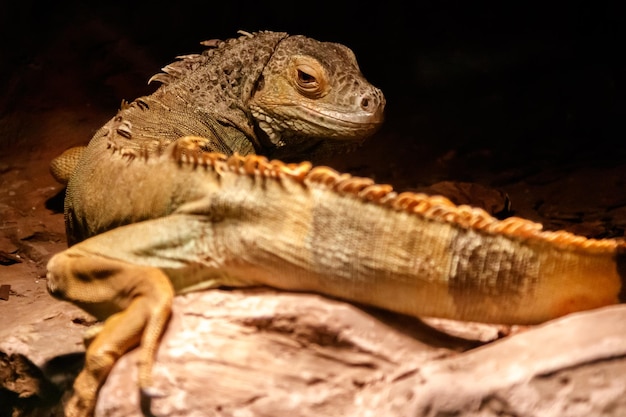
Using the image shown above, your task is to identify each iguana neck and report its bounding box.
[148,31,289,152]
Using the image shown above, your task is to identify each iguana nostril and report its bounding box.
[360,92,382,112]
[361,96,371,110]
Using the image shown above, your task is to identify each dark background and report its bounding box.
[1,0,625,179]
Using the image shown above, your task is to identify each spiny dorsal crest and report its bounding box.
[165,140,623,254]
[147,30,288,88]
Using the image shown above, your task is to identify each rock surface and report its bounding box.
[372,305,626,417]
[96,295,626,417]
[97,290,454,417]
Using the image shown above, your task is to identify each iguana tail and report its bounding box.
[49,146,86,185]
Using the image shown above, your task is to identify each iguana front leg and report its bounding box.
[47,212,247,416]
[47,252,174,417]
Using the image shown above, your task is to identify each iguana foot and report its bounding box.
[47,251,174,417]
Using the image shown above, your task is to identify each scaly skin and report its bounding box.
[47,137,626,417]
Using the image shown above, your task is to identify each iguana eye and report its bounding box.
[297,67,318,89]
[292,57,327,98]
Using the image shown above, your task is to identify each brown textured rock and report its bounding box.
[364,305,626,416]
[94,293,626,417]
[95,289,464,417]
[418,180,511,217]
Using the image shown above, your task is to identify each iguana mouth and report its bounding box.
[304,102,385,127]
[250,98,385,146]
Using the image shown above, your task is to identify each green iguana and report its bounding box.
[46,31,626,417]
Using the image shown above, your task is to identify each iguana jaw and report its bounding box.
[250,100,384,147]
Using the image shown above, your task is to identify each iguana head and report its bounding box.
[151,31,385,161]
[249,35,386,157]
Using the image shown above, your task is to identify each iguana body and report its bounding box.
[45,31,625,417]
[49,139,626,323]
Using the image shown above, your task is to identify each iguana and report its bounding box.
[45,31,626,417]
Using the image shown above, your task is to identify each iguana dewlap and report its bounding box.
[45,31,626,417]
